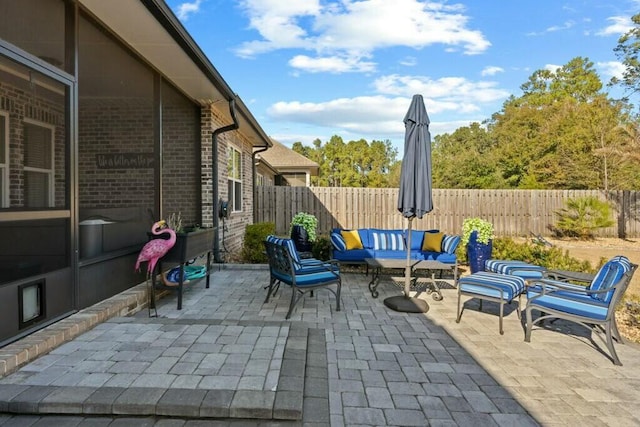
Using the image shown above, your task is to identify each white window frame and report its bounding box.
[227,144,242,213]
[0,111,8,207]
[23,118,55,208]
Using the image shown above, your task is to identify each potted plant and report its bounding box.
[462,218,494,273]
[289,212,318,253]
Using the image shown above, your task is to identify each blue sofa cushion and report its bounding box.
[373,249,415,259]
[408,230,426,251]
[333,248,375,262]
[370,229,405,251]
[421,251,457,264]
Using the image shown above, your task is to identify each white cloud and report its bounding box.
[174,0,203,21]
[481,66,504,76]
[544,64,562,73]
[372,74,510,104]
[527,20,575,36]
[235,0,490,72]
[597,61,625,79]
[400,56,418,67]
[597,16,634,36]
[288,54,376,73]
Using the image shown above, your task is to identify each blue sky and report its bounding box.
[166,0,639,155]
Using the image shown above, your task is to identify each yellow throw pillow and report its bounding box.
[341,230,363,250]
[422,232,444,252]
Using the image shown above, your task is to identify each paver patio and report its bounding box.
[0,264,639,426]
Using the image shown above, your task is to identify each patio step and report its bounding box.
[0,325,325,420]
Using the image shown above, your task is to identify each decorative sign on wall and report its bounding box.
[96,153,155,169]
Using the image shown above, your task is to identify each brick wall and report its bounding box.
[78,98,154,210]
[161,82,200,227]
[201,104,255,259]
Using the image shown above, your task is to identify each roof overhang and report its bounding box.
[79,0,271,149]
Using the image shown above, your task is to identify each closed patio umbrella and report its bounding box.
[384,94,433,313]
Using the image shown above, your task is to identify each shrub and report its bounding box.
[312,234,333,261]
[553,196,614,240]
[241,222,275,263]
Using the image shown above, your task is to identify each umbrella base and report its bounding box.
[383,295,429,313]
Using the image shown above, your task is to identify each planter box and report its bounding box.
[147,226,215,312]
[162,227,215,264]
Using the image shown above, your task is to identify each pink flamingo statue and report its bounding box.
[135,220,176,316]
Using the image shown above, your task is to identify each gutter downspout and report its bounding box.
[252,144,270,223]
[212,98,239,263]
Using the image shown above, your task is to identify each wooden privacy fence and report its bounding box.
[255,187,640,238]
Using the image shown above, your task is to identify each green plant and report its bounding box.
[461,218,494,246]
[553,196,614,239]
[312,234,332,261]
[491,237,595,273]
[289,212,318,242]
[241,222,275,263]
[166,212,184,233]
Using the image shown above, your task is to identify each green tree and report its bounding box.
[292,136,398,188]
[612,13,640,100]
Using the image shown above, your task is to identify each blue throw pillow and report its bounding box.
[331,232,347,251]
[442,235,461,254]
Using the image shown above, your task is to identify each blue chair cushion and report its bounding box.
[332,248,374,262]
[420,251,457,264]
[588,257,630,303]
[272,269,339,287]
[528,292,609,320]
[458,272,526,302]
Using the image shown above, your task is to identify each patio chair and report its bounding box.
[525,256,637,365]
[263,238,341,319]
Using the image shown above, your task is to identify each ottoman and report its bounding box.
[484,259,545,280]
[456,272,526,334]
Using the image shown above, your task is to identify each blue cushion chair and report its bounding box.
[456,272,526,334]
[263,237,341,319]
[525,256,637,365]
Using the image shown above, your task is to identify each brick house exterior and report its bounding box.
[0,0,271,346]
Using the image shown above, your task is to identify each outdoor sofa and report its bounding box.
[330,228,460,266]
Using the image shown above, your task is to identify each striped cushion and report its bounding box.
[371,231,405,251]
[266,235,302,265]
[272,269,339,287]
[330,232,347,251]
[485,259,545,280]
[442,235,460,254]
[529,292,609,321]
[458,272,525,302]
[588,256,630,302]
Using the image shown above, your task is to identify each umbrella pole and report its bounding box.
[404,218,413,297]
[383,217,429,313]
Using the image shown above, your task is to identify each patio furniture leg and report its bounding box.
[499,301,504,335]
[456,292,464,323]
[606,322,622,366]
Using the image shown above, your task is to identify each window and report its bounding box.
[227,145,242,212]
[0,112,7,207]
[23,120,55,208]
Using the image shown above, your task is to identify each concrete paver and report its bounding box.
[0,265,639,425]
